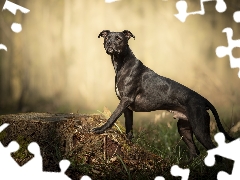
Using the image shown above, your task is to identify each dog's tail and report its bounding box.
[206,100,235,141]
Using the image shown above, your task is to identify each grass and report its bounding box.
[133,120,195,162]
[86,108,238,179]
[131,118,235,180]
[117,155,132,180]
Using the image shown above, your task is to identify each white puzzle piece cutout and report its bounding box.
[154,176,165,180]
[2,0,30,33]
[0,123,9,132]
[154,165,190,180]
[205,132,240,180]
[2,0,30,15]
[233,11,240,23]
[0,141,21,176]
[81,175,92,180]
[1,1,30,50]
[0,124,92,180]
[20,142,43,173]
[11,22,22,33]
[0,124,22,178]
[171,165,190,180]
[0,44,7,51]
[216,28,240,78]
[175,0,226,22]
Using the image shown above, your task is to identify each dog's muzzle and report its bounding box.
[105,42,121,55]
[107,47,114,54]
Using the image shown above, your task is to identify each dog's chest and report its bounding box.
[115,85,121,98]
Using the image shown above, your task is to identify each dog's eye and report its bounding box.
[116,37,121,41]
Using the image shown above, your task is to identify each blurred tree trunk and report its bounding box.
[10,10,23,106]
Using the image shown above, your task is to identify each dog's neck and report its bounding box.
[110,45,135,73]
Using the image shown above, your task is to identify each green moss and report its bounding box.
[12,135,31,161]
[0,131,7,141]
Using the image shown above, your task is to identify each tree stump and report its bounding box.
[0,113,167,180]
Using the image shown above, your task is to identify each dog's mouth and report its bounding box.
[106,47,114,54]
[106,47,121,55]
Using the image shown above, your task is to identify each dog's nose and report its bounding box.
[107,41,111,46]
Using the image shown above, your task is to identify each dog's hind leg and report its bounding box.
[124,108,134,140]
[177,119,200,161]
[187,105,216,151]
[187,105,225,163]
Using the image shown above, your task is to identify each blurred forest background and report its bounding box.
[0,0,239,122]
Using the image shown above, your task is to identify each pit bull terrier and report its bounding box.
[92,30,234,161]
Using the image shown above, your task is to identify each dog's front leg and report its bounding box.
[92,97,133,134]
[124,108,133,140]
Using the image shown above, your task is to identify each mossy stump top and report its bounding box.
[0,112,167,180]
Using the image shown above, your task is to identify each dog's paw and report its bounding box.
[126,131,134,140]
[91,126,105,134]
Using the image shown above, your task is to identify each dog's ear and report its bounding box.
[122,30,135,40]
[98,30,110,38]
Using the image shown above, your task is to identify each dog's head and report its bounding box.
[98,30,135,55]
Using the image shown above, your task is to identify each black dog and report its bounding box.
[92,30,234,161]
